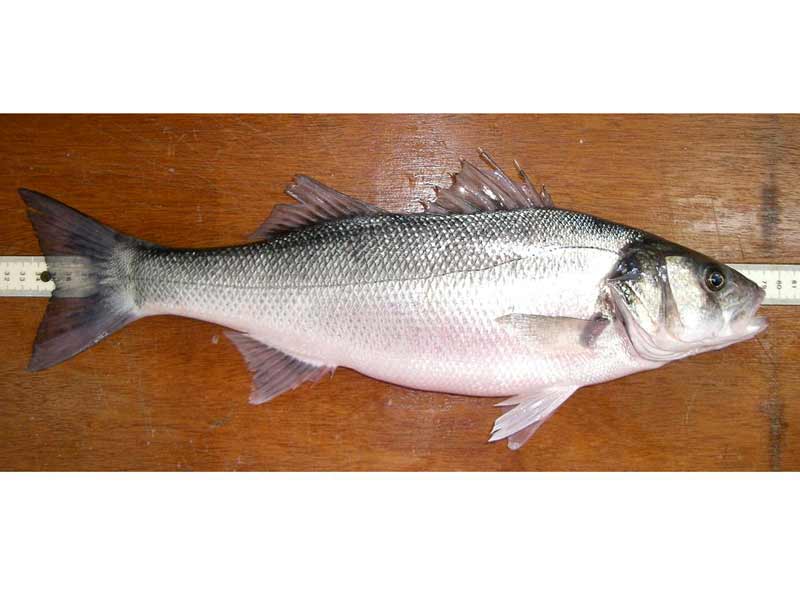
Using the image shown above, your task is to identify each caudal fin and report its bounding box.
[20,189,144,371]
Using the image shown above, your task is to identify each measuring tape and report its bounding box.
[0,256,798,305]
[728,264,800,305]
[0,256,54,297]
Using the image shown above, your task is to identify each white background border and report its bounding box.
[2,1,799,598]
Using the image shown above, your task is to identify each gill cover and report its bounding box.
[607,244,716,362]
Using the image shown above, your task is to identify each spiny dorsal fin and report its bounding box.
[250,175,384,241]
[422,149,553,215]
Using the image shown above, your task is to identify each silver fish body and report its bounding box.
[135,209,654,396]
[20,152,767,448]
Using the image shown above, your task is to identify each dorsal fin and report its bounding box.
[422,149,553,215]
[250,175,384,241]
[251,152,550,240]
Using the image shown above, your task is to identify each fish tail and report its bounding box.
[20,189,146,371]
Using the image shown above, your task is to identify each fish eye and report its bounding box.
[704,268,726,292]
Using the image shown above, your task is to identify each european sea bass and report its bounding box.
[21,152,767,449]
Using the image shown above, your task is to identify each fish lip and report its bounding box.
[746,315,768,336]
[747,287,768,335]
[734,286,767,337]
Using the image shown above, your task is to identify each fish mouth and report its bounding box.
[750,286,767,333]
[745,314,768,336]
[738,286,768,337]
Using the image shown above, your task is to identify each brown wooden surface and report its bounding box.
[0,114,798,471]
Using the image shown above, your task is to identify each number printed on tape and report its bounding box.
[728,264,800,305]
[0,256,55,297]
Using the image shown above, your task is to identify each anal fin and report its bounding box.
[489,386,579,450]
[225,331,334,404]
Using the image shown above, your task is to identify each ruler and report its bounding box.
[0,256,54,297]
[728,264,800,306]
[0,256,798,305]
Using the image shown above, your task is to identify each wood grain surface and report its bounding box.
[0,114,798,471]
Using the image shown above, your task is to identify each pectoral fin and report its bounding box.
[497,313,609,349]
[489,386,579,449]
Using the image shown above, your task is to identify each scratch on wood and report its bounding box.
[234,116,277,144]
[129,361,156,443]
[760,181,780,252]
[683,389,698,426]
[735,235,746,262]
[761,389,785,471]
[113,123,154,146]
[210,403,240,430]
[210,414,231,429]
[761,119,782,252]
[756,337,785,471]
[709,197,723,249]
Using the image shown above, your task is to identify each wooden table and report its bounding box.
[0,115,797,470]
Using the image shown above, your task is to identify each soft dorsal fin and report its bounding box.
[225,330,334,404]
[250,175,384,241]
[422,149,553,215]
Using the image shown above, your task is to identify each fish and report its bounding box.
[20,150,767,449]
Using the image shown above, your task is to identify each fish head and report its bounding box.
[607,240,767,362]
